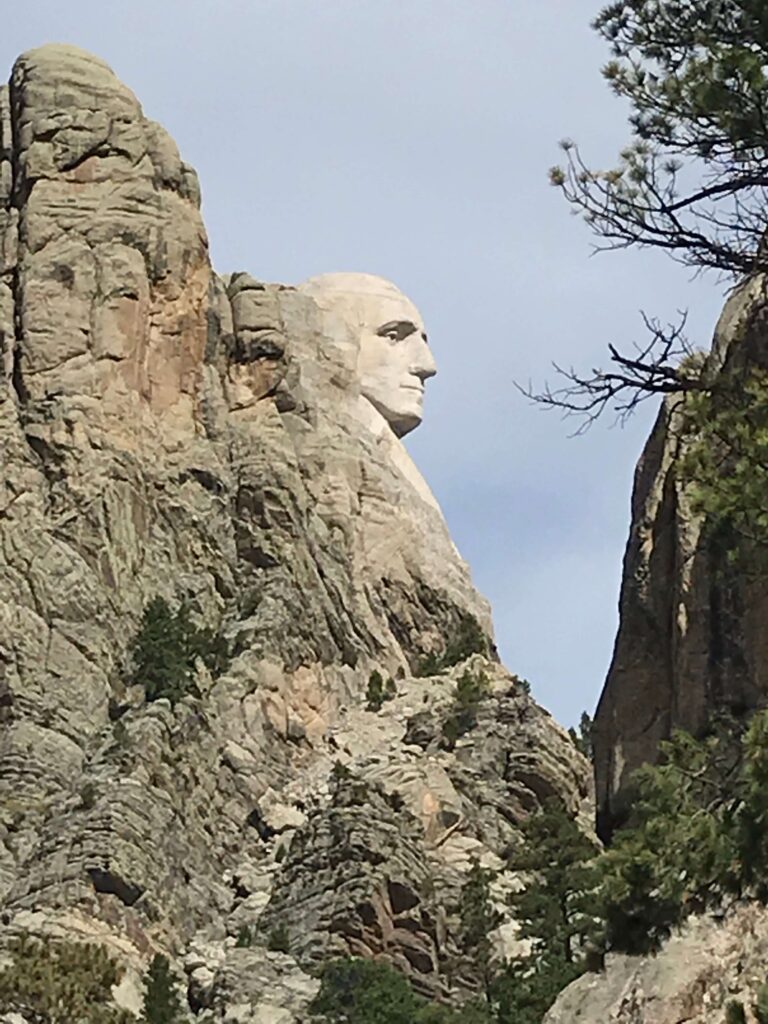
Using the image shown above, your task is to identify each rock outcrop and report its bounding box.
[545,903,768,1024]
[594,276,768,837]
[0,44,590,1020]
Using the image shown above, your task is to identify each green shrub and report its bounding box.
[310,958,418,1023]
[508,800,600,966]
[143,953,185,1024]
[441,613,488,667]
[112,719,130,748]
[365,671,397,712]
[726,1000,747,1024]
[458,859,502,999]
[478,801,602,1024]
[235,925,254,948]
[0,936,134,1024]
[598,727,732,954]
[129,596,228,705]
[755,983,768,1024]
[459,859,501,954]
[309,957,481,1023]
[597,712,768,955]
[515,676,531,695]
[492,957,581,1024]
[442,668,490,746]
[328,760,368,805]
[414,651,443,678]
[414,614,488,677]
[568,711,594,761]
[267,924,291,953]
[79,781,98,810]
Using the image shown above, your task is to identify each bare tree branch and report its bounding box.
[516,312,705,433]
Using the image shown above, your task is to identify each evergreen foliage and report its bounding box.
[0,936,134,1024]
[524,2,768,429]
[458,859,502,1000]
[309,957,482,1023]
[366,670,397,712]
[492,957,582,1024]
[755,983,768,1024]
[441,668,490,747]
[507,801,601,966]
[129,596,228,704]
[142,953,185,1024]
[486,801,600,1023]
[599,710,768,953]
[267,924,291,953]
[681,369,768,559]
[568,711,594,760]
[726,1001,747,1024]
[235,925,254,948]
[415,614,488,676]
[554,0,768,279]
[442,614,488,668]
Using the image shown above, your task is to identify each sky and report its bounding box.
[2,2,728,726]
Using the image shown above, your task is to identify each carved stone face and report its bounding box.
[299,273,437,437]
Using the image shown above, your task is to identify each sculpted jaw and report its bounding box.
[299,273,437,438]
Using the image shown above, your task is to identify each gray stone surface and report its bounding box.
[546,903,768,1024]
[0,44,591,1020]
[594,276,768,836]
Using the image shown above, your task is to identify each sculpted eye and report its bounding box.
[377,320,418,343]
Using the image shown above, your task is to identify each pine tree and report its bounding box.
[599,726,740,953]
[457,859,502,1000]
[507,801,600,965]
[0,937,134,1024]
[143,954,185,1024]
[524,1,768,428]
[568,711,594,760]
[491,802,599,1024]
[130,597,228,704]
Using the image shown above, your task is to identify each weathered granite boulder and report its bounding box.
[0,43,591,1019]
[545,903,768,1024]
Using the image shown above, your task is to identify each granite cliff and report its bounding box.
[593,276,768,839]
[0,45,590,1021]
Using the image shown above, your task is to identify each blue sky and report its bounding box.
[3,2,727,726]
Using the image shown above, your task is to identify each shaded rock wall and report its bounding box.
[594,276,768,837]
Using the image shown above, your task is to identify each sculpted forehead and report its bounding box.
[299,272,423,329]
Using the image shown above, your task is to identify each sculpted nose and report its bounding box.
[413,334,437,381]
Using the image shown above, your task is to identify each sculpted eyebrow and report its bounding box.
[376,320,417,339]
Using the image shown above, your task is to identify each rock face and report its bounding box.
[545,903,768,1024]
[593,277,768,837]
[0,45,590,1020]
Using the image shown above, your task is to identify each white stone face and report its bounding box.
[299,273,436,437]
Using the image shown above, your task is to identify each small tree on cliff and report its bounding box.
[492,802,600,1024]
[597,710,768,954]
[457,859,502,1001]
[522,0,768,426]
[0,937,134,1024]
[507,801,600,965]
[142,954,186,1024]
[129,597,228,705]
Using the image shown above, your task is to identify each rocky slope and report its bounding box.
[0,45,590,1020]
